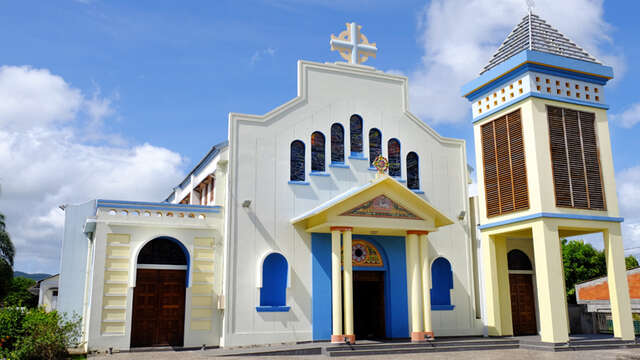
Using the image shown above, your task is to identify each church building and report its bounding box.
[56,13,634,352]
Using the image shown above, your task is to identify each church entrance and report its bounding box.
[130,237,188,348]
[353,271,386,340]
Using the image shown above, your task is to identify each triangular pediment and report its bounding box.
[340,194,423,220]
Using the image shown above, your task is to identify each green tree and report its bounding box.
[0,213,15,299]
[562,239,640,304]
[3,277,37,308]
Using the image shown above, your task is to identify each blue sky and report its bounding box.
[1,0,640,274]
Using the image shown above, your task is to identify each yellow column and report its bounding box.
[531,220,568,343]
[330,228,343,343]
[481,232,512,336]
[406,232,424,341]
[419,232,433,338]
[604,225,634,340]
[342,228,355,343]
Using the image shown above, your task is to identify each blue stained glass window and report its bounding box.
[350,115,363,154]
[290,140,305,181]
[331,123,344,163]
[388,138,401,177]
[311,131,325,172]
[369,128,382,166]
[407,152,419,189]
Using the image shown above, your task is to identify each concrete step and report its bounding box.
[326,343,519,357]
[325,338,518,353]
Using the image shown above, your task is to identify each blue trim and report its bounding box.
[432,305,455,311]
[97,199,221,213]
[392,177,406,183]
[472,92,609,123]
[256,306,290,312]
[411,190,424,194]
[288,181,310,185]
[349,153,367,160]
[309,171,330,177]
[368,167,378,172]
[461,50,613,98]
[478,212,625,230]
[329,162,349,168]
[312,233,332,340]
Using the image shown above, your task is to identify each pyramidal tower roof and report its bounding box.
[481,12,600,74]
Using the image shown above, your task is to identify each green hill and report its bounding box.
[13,271,52,281]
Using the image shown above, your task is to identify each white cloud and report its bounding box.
[612,102,640,128]
[409,0,624,125]
[617,166,640,255]
[250,47,277,66]
[0,66,186,274]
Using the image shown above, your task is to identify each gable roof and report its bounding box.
[290,175,454,231]
[481,12,600,75]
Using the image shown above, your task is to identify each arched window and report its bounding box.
[431,257,454,310]
[388,138,401,177]
[508,250,533,270]
[138,237,188,266]
[350,115,363,156]
[258,253,290,311]
[290,140,305,182]
[368,128,382,167]
[311,131,325,172]
[331,123,344,163]
[407,152,419,190]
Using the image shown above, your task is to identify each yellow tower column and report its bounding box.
[406,231,424,341]
[604,225,635,340]
[342,227,355,344]
[481,233,512,336]
[418,232,433,339]
[531,220,569,343]
[330,227,343,343]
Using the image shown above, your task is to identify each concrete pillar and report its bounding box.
[481,232,512,336]
[342,228,355,343]
[419,232,433,338]
[531,220,569,343]
[330,228,343,343]
[406,232,424,341]
[604,225,634,340]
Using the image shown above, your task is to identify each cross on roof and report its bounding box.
[330,22,377,65]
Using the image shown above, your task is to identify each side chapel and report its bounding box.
[56,13,634,352]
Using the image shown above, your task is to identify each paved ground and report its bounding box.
[90,347,640,360]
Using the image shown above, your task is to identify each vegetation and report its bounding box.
[2,277,38,308]
[0,307,81,360]
[0,212,16,300]
[562,239,639,304]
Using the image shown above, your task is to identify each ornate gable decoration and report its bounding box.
[340,194,422,220]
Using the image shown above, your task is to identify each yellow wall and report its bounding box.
[473,97,620,227]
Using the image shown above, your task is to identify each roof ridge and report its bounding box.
[480,12,600,75]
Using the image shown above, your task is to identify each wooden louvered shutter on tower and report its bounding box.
[481,109,530,217]
[547,106,605,210]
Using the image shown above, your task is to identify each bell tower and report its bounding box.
[462,12,634,343]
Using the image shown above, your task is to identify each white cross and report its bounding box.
[330,22,377,65]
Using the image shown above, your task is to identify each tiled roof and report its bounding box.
[481,12,600,74]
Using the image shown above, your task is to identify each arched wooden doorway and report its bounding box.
[131,237,188,348]
[508,249,537,335]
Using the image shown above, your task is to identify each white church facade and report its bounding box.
[57,16,635,352]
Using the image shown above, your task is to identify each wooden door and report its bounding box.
[509,273,537,335]
[131,269,186,347]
